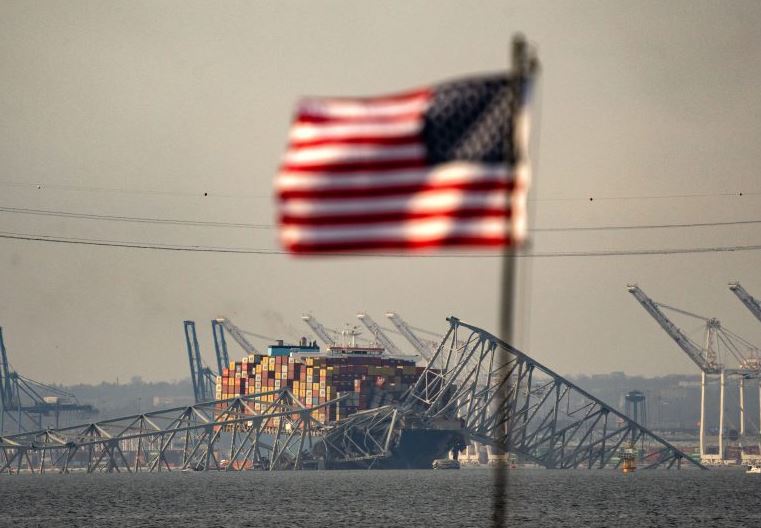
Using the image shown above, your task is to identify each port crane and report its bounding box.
[214,317,261,356]
[186,318,266,403]
[301,315,337,347]
[384,312,437,361]
[627,285,723,374]
[0,327,95,433]
[355,313,406,356]
[183,321,215,403]
[627,284,761,371]
[627,284,761,461]
[384,313,472,368]
[729,282,761,325]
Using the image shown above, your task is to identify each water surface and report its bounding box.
[0,468,759,527]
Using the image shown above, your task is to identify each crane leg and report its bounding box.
[740,378,745,438]
[719,370,725,462]
[700,371,706,459]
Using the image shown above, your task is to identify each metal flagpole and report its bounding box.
[493,34,537,527]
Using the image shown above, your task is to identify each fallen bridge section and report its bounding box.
[0,389,333,474]
[402,317,706,470]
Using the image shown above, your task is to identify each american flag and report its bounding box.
[276,74,530,253]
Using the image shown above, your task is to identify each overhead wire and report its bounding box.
[0,205,271,229]
[3,205,761,233]
[533,219,761,232]
[2,230,761,258]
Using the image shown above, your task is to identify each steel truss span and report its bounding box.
[320,406,402,467]
[0,317,704,474]
[402,317,705,470]
[0,389,333,474]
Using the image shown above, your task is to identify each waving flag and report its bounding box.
[276,74,530,253]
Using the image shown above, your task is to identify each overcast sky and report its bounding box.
[2,1,761,385]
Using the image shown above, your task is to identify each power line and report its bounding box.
[533,219,761,232]
[0,206,271,229]
[3,205,761,233]
[0,180,270,200]
[2,230,761,258]
[0,231,278,255]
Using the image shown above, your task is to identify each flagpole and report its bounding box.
[493,34,536,528]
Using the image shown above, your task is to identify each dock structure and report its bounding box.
[0,317,703,474]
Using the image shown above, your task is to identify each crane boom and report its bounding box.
[385,312,435,360]
[627,285,721,374]
[215,317,260,356]
[729,282,761,325]
[301,315,336,347]
[356,313,405,356]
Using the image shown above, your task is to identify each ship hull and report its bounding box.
[328,427,468,470]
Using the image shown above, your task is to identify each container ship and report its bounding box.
[215,336,467,468]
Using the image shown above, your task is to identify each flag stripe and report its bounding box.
[276,163,509,190]
[281,159,428,173]
[280,189,507,216]
[290,135,422,149]
[284,144,425,166]
[281,216,509,245]
[293,112,425,125]
[278,180,514,201]
[281,208,511,227]
[297,91,430,120]
[290,120,421,143]
[284,236,510,254]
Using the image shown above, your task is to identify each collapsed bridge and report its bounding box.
[0,317,704,474]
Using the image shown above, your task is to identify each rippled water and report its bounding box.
[1,468,760,527]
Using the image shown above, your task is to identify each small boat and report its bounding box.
[432,458,460,470]
[746,465,761,474]
[619,444,637,473]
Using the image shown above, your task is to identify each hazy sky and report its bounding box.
[2,1,761,385]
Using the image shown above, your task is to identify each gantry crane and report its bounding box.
[356,313,408,357]
[183,321,215,403]
[214,317,261,356]
[385,312,437,361]
[0,327,96,433]
[628,285,761,371]
[729,282,761,325]
[301,315,336,347]
[627,284,761,461]
[627,285,722,374]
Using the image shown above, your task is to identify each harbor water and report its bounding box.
[1,468,760,527]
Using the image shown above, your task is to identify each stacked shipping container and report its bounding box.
[214,350,425,431]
